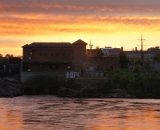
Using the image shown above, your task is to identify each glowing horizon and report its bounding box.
[0,0,160,56]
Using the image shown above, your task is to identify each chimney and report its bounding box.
[135,47,137,52]
[121,47,123,51]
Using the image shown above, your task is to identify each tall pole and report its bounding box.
[138,34,145,63]
[89,39,93,57]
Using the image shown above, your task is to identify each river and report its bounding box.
[0,95,160,130]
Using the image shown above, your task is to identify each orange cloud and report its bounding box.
[0,14,160,37]
[0,1,160,56]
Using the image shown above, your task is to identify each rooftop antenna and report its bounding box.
[89,39,93,49]
[89,39,93,57]
[138,34,145,63]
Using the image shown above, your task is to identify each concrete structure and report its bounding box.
[21,71,66,82]
[101,47,121,56]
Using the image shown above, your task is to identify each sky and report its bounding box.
[0,0,160,56]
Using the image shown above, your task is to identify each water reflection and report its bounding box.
[0,96,160,130]
[0,99,23,130]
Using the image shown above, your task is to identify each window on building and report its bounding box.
[39,64,43,70]
[110,66,113,69]
[28,64,31,68]
[49,64,55,70]
[55,63,60,69]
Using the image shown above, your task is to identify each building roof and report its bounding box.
[125,51,148,54]
[22,39,88,48]
[86,49,98,57]
[22,42,72,48]
[72,39,88,45]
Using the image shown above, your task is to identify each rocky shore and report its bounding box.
[57,87,136,98]
[0,77,23,97]
[57,78,136,98]
[0,75,147,98]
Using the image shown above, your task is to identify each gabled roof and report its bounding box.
[22,39,88,48]
[72,39,88,45]
[22,42,72,48]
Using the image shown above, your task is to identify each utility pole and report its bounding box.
[138,34,145,63]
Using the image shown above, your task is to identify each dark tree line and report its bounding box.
[119,50,129,69]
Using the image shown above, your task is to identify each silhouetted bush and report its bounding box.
[104,70,160,98]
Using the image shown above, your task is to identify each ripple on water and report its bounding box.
[1,96,160,130]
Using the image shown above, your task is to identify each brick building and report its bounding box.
[148,46,160,55]
[22,39,87,72]
[86,49,120,70]
[22,39,121,72]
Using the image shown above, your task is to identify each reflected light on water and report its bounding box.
[0,99,23,130]
[0,96,160,130]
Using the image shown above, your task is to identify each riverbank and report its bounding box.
[2,70,160,98]
[0,75,23,97]
[55,70,160,99]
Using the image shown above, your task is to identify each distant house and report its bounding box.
[148,46,160,55]
[101,47,121,56]
[125,50,154,60]
[8,57,21,73]
[0,57,21,76]
[86,49,120,70]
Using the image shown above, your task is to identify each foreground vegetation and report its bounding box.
[104,70,160,98]
[22,70,160,98]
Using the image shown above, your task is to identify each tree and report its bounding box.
[0,57,6,67]
[119,51,129,69]
[17,55,22,59]
[96,47,104,58]
[144,61,151,71]
[5,54,13,58]
[0,53,3,57]
[154,53,160,61]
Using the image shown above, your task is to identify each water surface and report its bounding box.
[0,96,160,130]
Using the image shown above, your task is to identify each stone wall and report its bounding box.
[21,72,66,83]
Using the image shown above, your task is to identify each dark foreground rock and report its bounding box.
[0,77,23,97]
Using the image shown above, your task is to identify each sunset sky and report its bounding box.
[0,0,160,56]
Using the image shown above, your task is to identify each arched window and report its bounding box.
[28,64,31,71]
